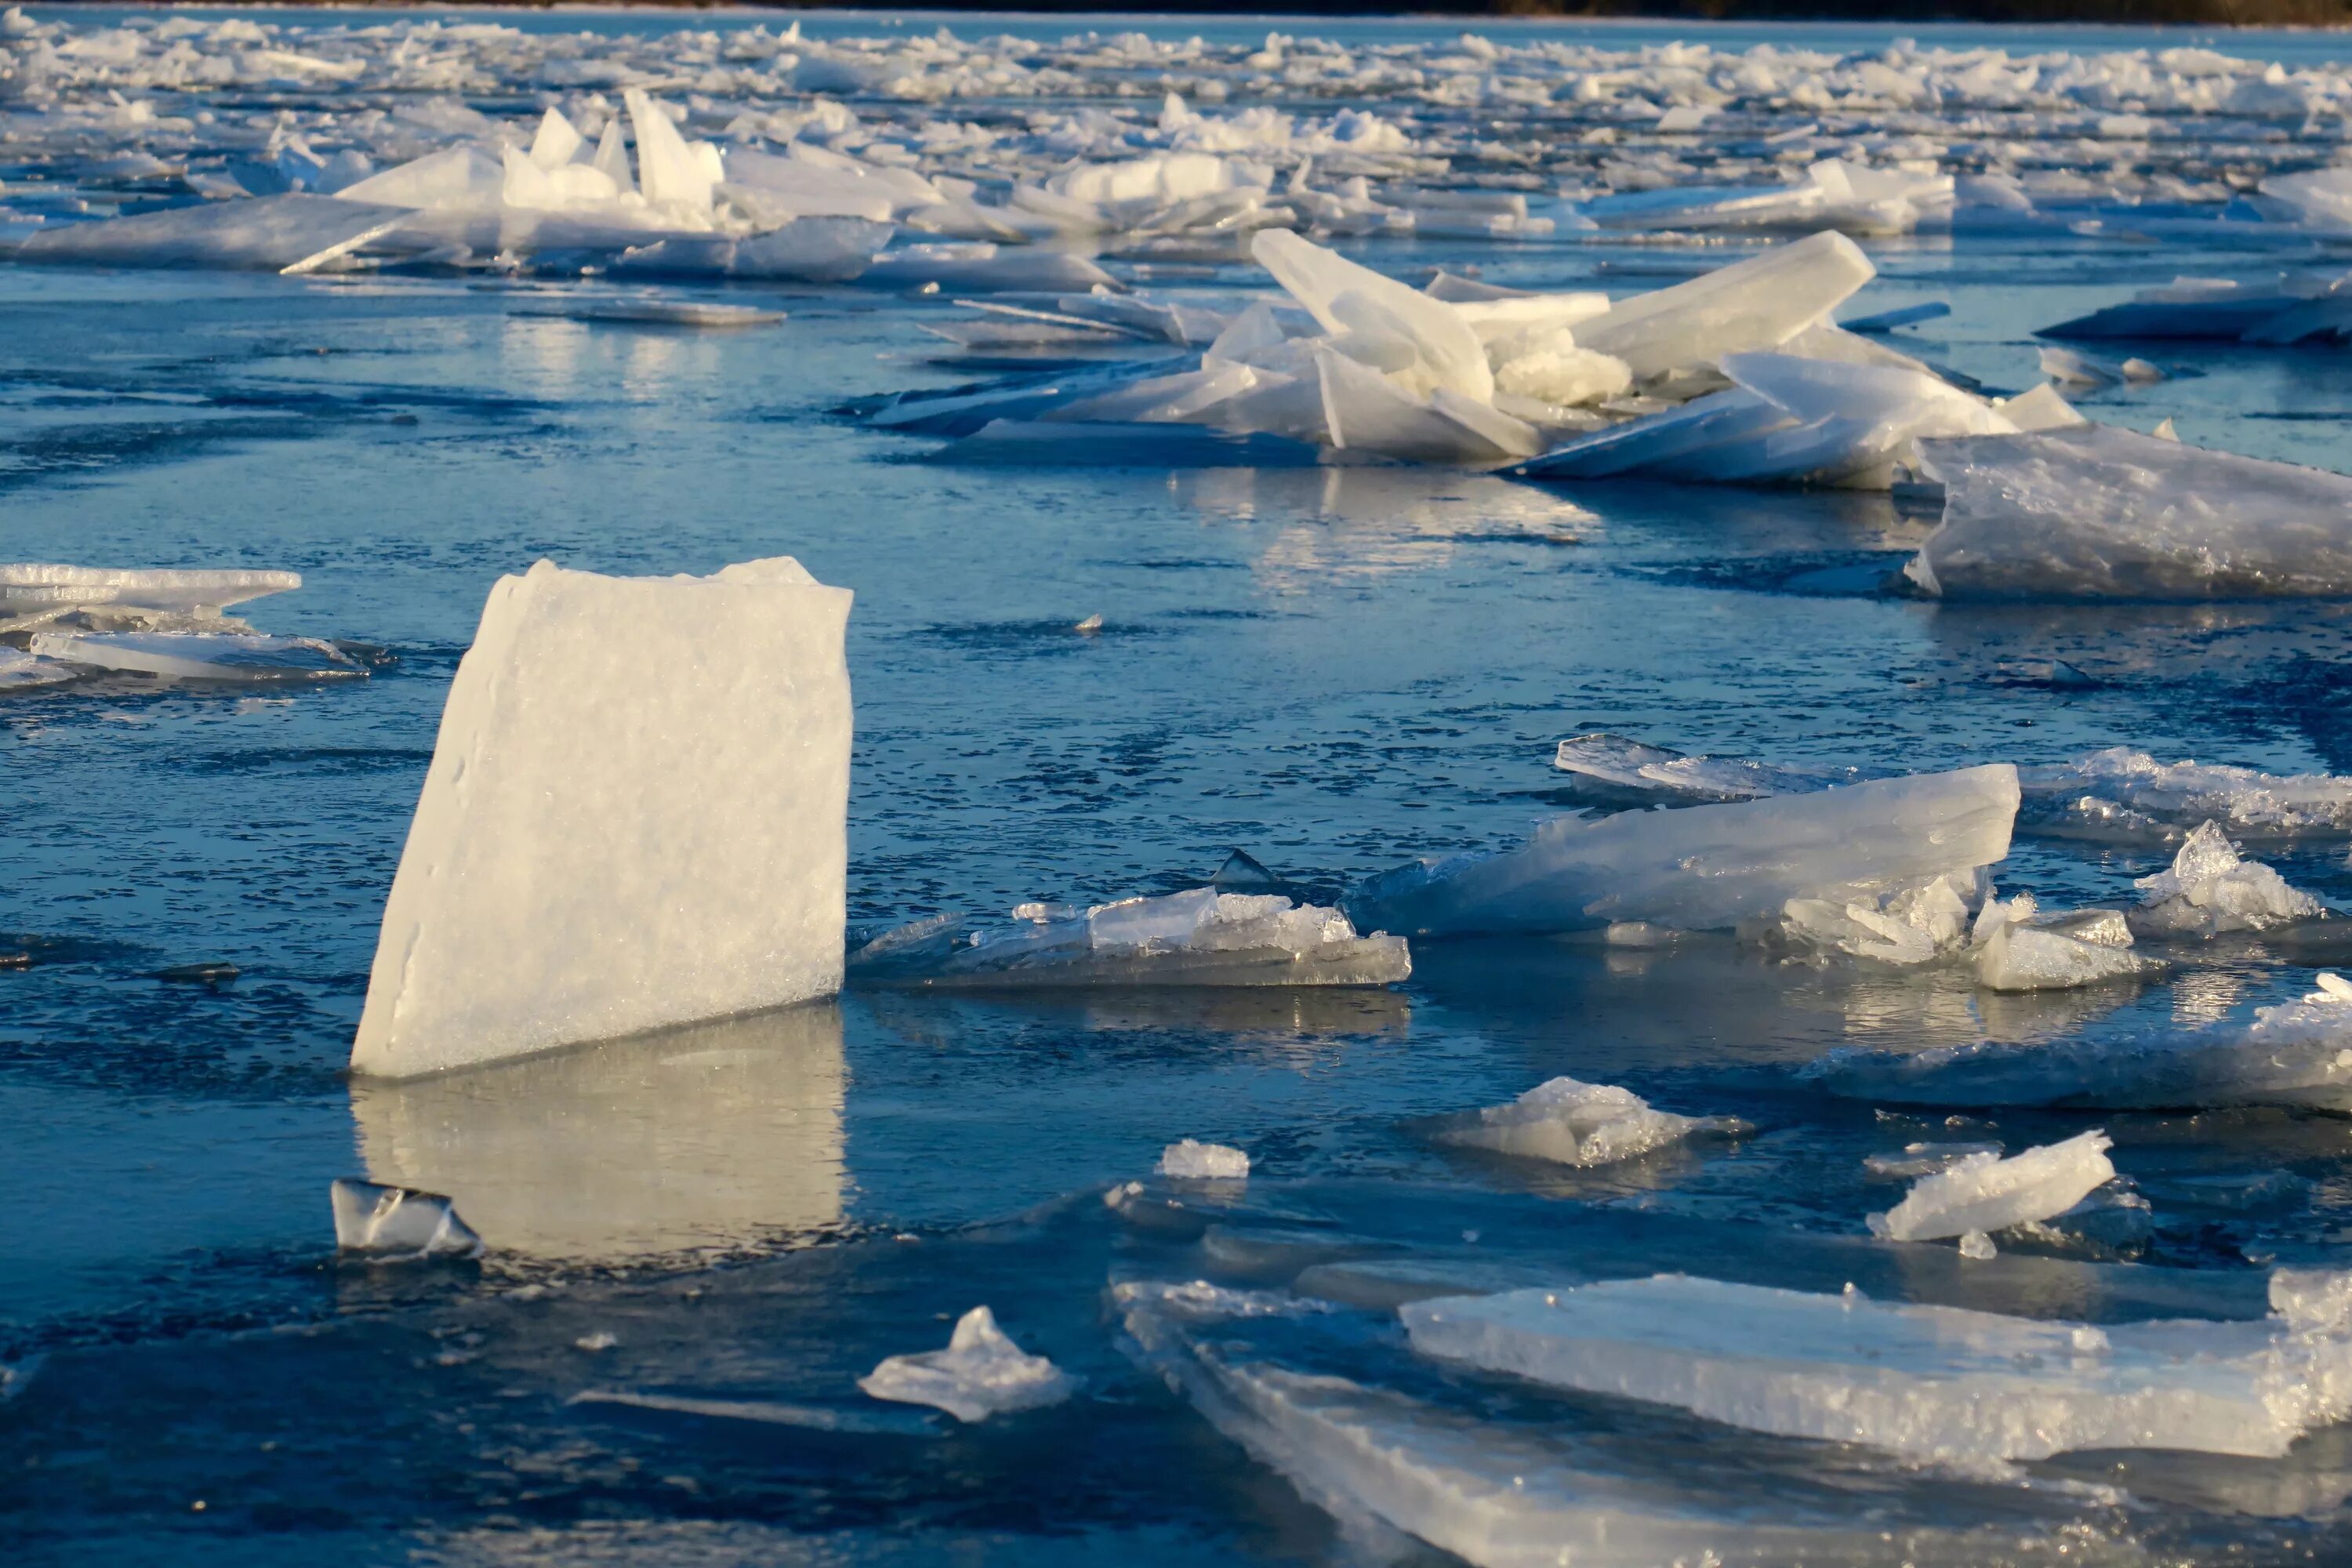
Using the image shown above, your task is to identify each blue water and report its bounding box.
[9,9,2352,1565]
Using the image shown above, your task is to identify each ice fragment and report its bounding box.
[858,1305,1076,1422]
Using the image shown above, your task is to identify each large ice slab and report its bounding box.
[1346,764,2018,938]
[1809,974,2352,1112]
[847,887,1408,988]
[0,564,299,629]
[1868,1131,2117,1243]
[350,557,851,1079]
[1570,231,1875,383]
[1907,426,2352,600]
[1404,1271,2352,1463]
[10,194,416,270]
[1434,1076,1744,1167]
[859,1306,1076,1422]
[2129,820,2323,936]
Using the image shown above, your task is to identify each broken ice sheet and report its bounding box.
[1969,894,2156,993]
[0,648,75,691]
[847,887,1409,987]
[1346,764,2017,939]
[1907,425,2352,601]
[0,563,301,633]
[1810,974,2352,1113]
[858,1305,1076,1423]
[329,1178,483,1262]
[1403,1269,2352,1463]
[27,631,364,682]
[1867,1129,2117,1243]
[2129,821,2325,938]
[1432,1076,1746,1167]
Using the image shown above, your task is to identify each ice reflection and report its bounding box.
[348,1002,845,1262]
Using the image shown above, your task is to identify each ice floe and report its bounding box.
[858,1305,1076,1422]
[1867,1130,2118,1243]
[2129,821,2325,937]
[2045,268,2352,347]
[1160,1139,1250,1180]
[1403,1269,2352,1463]
[847,887,1408,988]
[1810,973,2352,1112]
[1346,764,2017,939]
[350,557,851,1078]
[1906,426,2352,601]
[1432,1076,1745,1167]
[329,1177,483,1261]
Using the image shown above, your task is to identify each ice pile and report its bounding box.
[1906,426,2352,601]
[350,557,852,1078]
[1403,1269,2352,1463]
[0,563,361,686]
[1811,973,2352,1112]
[1433,1076,1744,1167]
[2129,822,2323,937]
[846,887,1408,988]
[329,1178,483,1261]
[1160,1139,1250,1180]
[858,1306,1075,1422]
[1346,764,2018,939]
[1968,894,2154,992]
[1867,1130,2117,1244]
[2046,268,2352,347]
[1777,869,1986,967]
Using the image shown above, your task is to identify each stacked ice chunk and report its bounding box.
[0,563,361,687]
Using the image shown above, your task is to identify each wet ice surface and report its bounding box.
[13,9,2352,1567]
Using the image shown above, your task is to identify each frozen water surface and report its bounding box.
[13,7,2352,1566]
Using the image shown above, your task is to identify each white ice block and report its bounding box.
[350,557,851,1079]
[859,1306,1076,1422]
[2129,820,2322,937]
[1160,1139,1250,1179]
[1404,1271,2352,1463]
[1347,764,2018,938]
[1435,1076,1744,1167]
[1867,1131,2116,1243]
[1909,426,2352,600]
[1571,231,1876,381]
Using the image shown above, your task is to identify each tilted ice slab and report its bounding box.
[0,564,300,627]
[859,1306,1076,1423]
[2045,270,2352,347]
[329,1178,483,1262]
[0,648,74,691]
[2129,821,2324,937]
[27,631,361,682]
[1569,231,1875,383]
[1345,764,2018,939]
[1581,159,1954,238]
[1403,1269,2352,1463]
[1907,426,2352,601]
[1434,1076,1744,1167]
[350,557,851,1078]
[1552,732,1873,803]
[1809,974,2352,1112]
[848,887,1408,988]
[1867,1130,2117,1243]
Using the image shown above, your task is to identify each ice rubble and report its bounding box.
[845,887,1409,988]
[1403,1269,2352,1464]
[1811,973,2352,1112]
[1345,764,2018,940]
[2045,269,2352,347]
[2129,821,2324,936]
[1867,1130,2117,1243]
[1433,1076,1744,1167]
[1969,895,2154,992]
[1160,1139,1250,1180]
[329,1177,483,1262]
[858,1305,1076,1422]
[350,557,851,1079]
[1906,426,2352,601]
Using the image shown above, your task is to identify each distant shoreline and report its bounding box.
[35,0,2352,27]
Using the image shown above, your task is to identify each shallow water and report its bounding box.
[10,8,2352,1566]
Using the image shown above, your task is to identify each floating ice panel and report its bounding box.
[27,631,361,681]
[0,648,75,691]
[1435,1076,1744,1167]
[0,564,300,621]
[1572,231,1875,382]
[859,1306,1076,1422]
[1868,1131,2117,1243]
[350,557,851,1079]
[11,194,417,270]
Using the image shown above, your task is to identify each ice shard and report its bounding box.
[858,1306,1076,1422]
[27,631,362,682]
[1433,1076,1745,1167]
[1403,1270,2352,1463]
[1867,1131,2118,1243]
[1809,974,2352,1112]
[2128,821,2324,937]
[1346,765,2018,939]
[1250,229,1494,402]
[1570,231,1876,382]
[329,1178,483,1261]
[349,557,851,1079]
[1907,426,2352,600]
[847,887,1408,988]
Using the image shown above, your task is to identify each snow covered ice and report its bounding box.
[1403,1269,2352,1464]
[1346,764,2017,938]
[847,887,1408,988]
[858,1305,1076,1423]
[1433,1076,1744,1167]
[328,1177,484,1262]
[1907,426,2352,601]
[1867,1130,2118,1243]
[1159,1139,1250,1180]
[350,557,852,1079]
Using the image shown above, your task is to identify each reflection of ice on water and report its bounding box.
[349,1001,844,1261]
